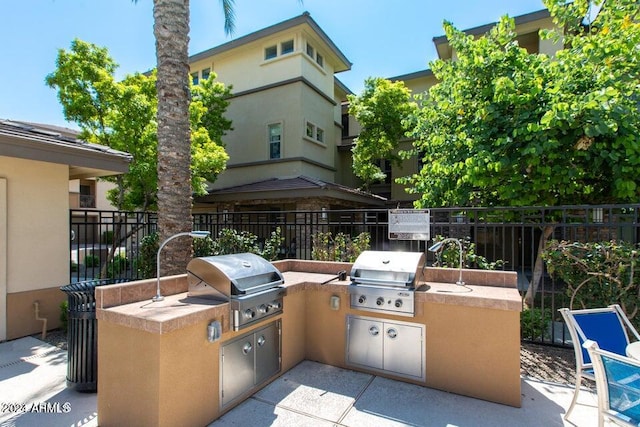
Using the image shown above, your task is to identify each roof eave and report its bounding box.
[189,12,352,72]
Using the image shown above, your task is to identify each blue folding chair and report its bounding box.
[584,340,640,427]
[559,305,640,421]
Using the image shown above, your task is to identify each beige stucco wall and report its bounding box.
[0,156,69,340]
[209,80,338,190]
[190,21,342,194]
[191,28,337,97]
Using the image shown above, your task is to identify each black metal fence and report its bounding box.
[70,204,640,346]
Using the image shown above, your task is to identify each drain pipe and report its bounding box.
[33,301,47,340]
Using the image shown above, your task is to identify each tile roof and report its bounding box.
[203,175,386,205]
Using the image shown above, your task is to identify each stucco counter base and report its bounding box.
[96,264,522,426]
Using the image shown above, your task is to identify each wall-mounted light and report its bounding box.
[321,207,328,221]
[153,230,211,302]
[428,238,465,286]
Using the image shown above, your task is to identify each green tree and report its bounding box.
[347,77,417,189]
[46,38,231,211]
[396,0,640,305]
[46,38,231,278]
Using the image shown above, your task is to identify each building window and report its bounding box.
[316,53,323,67]
[305,121,325,144]
[191,71,199,85]
[281,39,294,55]
[306,43,314,57]
[265,45,277,60]
[268,123,282,159]
[201,67,211,81]
[341,114,349,137]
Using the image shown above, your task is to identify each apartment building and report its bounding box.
[190,12,385,214]
[190,8,563,211]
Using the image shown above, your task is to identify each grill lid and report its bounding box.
[187,253,284,297]
[350,250,425,288]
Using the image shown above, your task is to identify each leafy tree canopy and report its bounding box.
[399,0,640,208]
[46,38,231,210]
[347,77,417,188]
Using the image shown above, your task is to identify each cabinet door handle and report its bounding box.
[257,335,266,347]
[387,328,398,339]
[369,325,379,336]
[242,342,253,355]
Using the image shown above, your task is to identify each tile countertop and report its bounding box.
[96,269,520,335]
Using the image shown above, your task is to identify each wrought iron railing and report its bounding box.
[70,204,640,346]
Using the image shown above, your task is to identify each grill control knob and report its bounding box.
[258,304,268,314]
[358,295,366,304]
[243,309,256,319]
[269,301,282,310]
[394,299,403,308]
[376,297,385,306]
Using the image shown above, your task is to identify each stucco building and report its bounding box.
[191,9,562,211]
[0,120,130,340]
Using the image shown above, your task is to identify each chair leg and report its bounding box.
[564,374,581,420]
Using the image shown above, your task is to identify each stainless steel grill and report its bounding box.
[349,250,425,317]
[186,253,285,330]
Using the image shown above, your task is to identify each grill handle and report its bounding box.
[351,276,412,287]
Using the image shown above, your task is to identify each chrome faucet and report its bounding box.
[153,230,211,302]
[428,238,465,286]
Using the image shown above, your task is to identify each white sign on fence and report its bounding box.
[388,209,430,241]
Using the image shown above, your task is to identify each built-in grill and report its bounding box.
[186,253,285,331]
[349,250,425,317]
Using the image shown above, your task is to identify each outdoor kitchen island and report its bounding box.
[95,259,521,427]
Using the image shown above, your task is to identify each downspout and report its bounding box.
[33,301,47,340]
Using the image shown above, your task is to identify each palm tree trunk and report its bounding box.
[153,0,193,275]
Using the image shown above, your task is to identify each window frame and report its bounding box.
[264,45,278,60]
[201,67,211,81]
[268,122,283,159]
[304,120,325,145]
[281,39,294,55]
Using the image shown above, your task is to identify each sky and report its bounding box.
[0,0,547,130]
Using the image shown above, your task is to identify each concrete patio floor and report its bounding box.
[0,336,598,427]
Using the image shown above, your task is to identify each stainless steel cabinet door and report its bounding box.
[383,321,424,379]
[254,321,280,385]
[221,335,255,407]
[347,316,383,370]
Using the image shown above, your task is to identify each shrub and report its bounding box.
[102,230,114,244]
[70,260,78,272]
[210,227,284,261]
[311,231,370,262]
[107,253,129,278]
[84,254,100,267]
[430,235,505,270]
[136,233,159,279]
[193,236,215,257]
[521,307,552,341]
[542,239,640,329]
[59,300,68,333]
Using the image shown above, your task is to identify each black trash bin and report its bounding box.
[60,279,125,392]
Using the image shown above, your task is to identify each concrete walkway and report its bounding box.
[0,337,97,427]
[0,336,598,426]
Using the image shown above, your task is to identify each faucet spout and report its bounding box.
[428,238,465,286]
